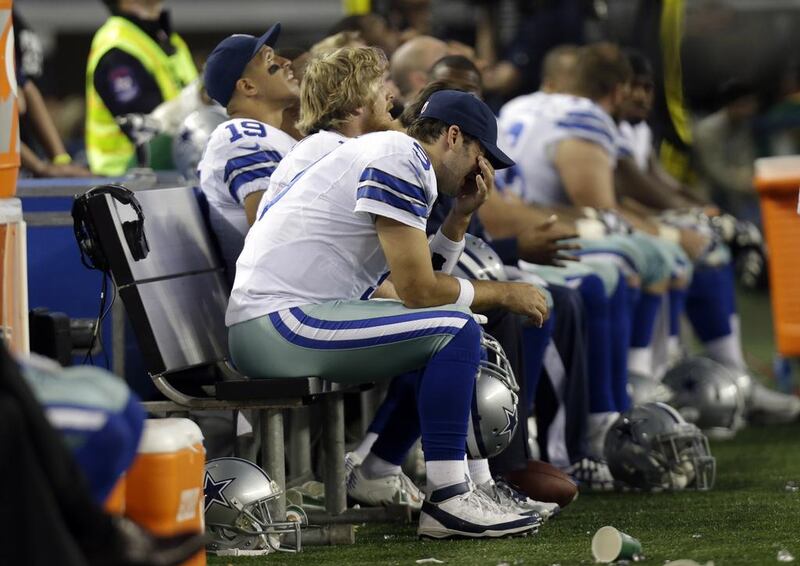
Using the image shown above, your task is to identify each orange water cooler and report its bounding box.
[755,156,800,356]
[126,418,207,566]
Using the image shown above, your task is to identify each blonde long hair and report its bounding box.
[297,46,387,136]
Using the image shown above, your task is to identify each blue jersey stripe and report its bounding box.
[228,166,275,202]
[358,271,391,300]
[224,150,283,182]
[269,312,464,350]
[564,110,609,125]
[359,167,428,205]
[356,186,428,218]
[289,305,470,330]
[555,121,615,145]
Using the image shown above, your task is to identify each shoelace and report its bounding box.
[494,479,532,506]
[470,484,511,515]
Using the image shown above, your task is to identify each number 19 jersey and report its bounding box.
[198,118,296,279]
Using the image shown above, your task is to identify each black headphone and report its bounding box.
[72,184,150,272]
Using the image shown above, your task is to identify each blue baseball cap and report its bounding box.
[204,23,282,107]
[418,90,515,170]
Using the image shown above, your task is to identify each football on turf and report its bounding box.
[503,460,578,508]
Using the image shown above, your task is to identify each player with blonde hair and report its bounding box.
[258,46,397,213]
[296,46,395,137]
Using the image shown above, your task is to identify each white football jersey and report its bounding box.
[227,130,437,325]
[256,129,347,218]
[617,120,653,172]
[197,118,296,279]
[497,92,618,206]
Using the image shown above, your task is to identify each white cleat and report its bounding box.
[347,465,424,510]
[483,478,559,520]
[747,382,800,424]
[418,481,539,539]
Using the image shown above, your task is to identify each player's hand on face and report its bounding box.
[454,155,493,217]
[517,215,581,266]
[503,281,549,327]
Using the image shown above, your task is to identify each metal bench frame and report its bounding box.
[82,186,350,521]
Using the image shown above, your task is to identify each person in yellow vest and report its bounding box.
[86,0,197,176]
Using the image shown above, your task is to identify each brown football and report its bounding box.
[503,460,578,508]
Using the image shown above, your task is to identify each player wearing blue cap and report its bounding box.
[198,24,299,282]
[228,89,549,538]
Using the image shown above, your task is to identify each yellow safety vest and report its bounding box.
[85,16,197,176]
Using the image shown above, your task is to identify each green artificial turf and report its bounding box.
[208,289,800,565]
[209,422,800,566]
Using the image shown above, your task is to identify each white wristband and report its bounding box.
[429,228,466,274]
[454,277,475,307]
[658,223,681,244]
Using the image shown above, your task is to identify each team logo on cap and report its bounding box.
[420,100,430,114]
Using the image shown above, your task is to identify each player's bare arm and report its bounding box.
[376,216,549,326]
[553,138,616,210]
[244,191,265,226]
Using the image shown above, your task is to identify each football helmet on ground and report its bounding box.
[662,357,745,439]
[204,457,301,554]
[604,402,716,491]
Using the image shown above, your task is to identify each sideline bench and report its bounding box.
[79,184,350,523]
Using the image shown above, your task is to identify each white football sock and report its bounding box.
[704,317,746,372]
[628,347,653,376]
[467,459,492,485]
[667,336,682,361]
[352,432,378,460]
[587,411,619,460]
[360,452,401,479]
[426,460,467,493]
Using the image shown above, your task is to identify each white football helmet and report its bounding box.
[466,331,520,459]
[204,457,301,554]
[172,106,227,185]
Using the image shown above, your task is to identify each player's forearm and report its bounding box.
[21,143,48,176]
[23,81,68,159]
[393,270,513,313]
[615,158,685,211]
[477,191,551,238]
[440,208,471,243]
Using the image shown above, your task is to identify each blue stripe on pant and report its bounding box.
[229,300,482,462]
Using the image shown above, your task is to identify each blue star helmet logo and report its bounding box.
[500,405,518,438]
[204,471,234,512]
